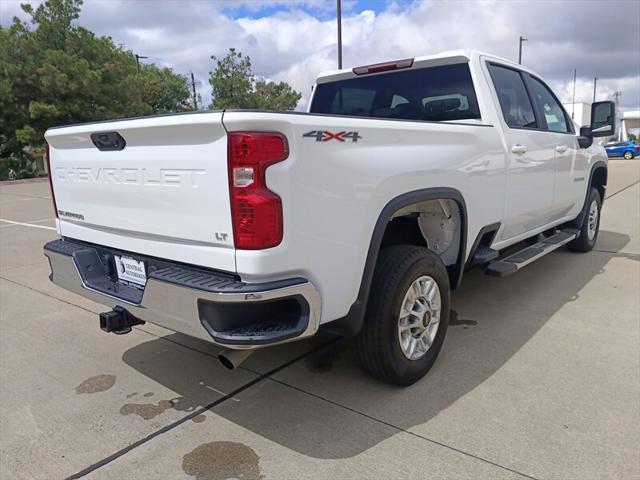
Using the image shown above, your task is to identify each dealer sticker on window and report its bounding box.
[114,255,147,287]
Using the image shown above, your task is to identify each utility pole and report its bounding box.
[613,90,622,105]
[571,69,577,119]
[593,76,597,103]
[135,54,148,71]
[518,36,527,64]
[337,0,343,69]
[190,72,198,111]
[613,91,623,141]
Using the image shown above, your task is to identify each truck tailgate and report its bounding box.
[44,112,236,272]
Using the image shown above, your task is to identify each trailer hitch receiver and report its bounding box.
[99,306,145,335]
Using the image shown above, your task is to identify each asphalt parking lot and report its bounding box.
[1,160,638,480]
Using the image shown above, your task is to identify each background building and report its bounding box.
[563,103,639,142]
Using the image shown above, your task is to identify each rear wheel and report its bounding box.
[623,150,634,160]
[356,245,450,386]
[568,187,602,252]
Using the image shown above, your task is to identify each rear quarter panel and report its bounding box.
[223,111,506,323]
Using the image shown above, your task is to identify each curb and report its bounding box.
[0,177,48,186]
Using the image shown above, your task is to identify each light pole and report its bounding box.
[518,36,527,64]
[337,0,343,69]
[593,76,597,103]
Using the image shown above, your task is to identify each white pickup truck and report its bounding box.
[44,51,614,385]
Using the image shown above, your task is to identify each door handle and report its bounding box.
[555,145,568,153]
[511,144,528,155]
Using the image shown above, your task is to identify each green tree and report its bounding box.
[252,80,302,111]
[0,0,191,178]
[209,48,301,111]
[209,48,254,109]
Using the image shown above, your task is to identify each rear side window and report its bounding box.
[310,63,481,122]
[488,64,537,129]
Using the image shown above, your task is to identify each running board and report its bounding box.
[486,230,578,278]
[470,245,499,266]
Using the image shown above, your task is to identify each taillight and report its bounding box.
[228,132,288,249]
[45,143,58,218]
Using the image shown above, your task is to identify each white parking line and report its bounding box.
[200,382,241,402]
[0,218,56,231]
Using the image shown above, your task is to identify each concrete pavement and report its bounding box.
[1,160,638,479]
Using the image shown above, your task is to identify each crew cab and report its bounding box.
[43,51,614,385]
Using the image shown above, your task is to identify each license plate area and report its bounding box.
[114,255,147,288]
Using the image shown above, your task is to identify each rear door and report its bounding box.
[487,63,557,240]
[45,112,236,272]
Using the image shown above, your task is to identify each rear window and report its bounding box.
[310,63,481,122]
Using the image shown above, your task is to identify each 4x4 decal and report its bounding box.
[303,130,362,142]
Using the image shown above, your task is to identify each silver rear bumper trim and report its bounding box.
[44,247,321,349]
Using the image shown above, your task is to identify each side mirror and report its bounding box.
[578,126,593,149]
[590,101,616,137]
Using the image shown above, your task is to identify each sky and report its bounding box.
[1,0,639,111]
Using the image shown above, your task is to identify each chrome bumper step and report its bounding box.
[43,239,321,348]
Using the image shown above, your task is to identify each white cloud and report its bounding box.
[553,76,640,108]
[2,0,638,110]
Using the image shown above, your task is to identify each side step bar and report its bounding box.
[486,229,578,278]
[470,245,499,266]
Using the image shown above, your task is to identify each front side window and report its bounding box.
[487,64,537,129]
[310,63,481,122]
[527,77,571,133]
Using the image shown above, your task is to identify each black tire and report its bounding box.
[356,245,450,386]
[567,187,602,252]
[623,151,634,160]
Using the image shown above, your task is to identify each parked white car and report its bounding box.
[43,51,613,385]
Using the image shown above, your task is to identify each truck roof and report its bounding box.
[315,50,540,84]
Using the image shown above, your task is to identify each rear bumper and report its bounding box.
[43,239,321,349]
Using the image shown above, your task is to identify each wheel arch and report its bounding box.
[568,160,607,231]
[324,187,467,337]
[590,162,608,202]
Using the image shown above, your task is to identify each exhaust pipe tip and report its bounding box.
[218,348,254,370]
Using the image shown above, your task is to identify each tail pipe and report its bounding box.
[218,348,254,370]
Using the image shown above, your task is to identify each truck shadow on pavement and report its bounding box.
[122,230,633,459]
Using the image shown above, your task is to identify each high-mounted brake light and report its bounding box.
[228,132,288,250]
[352,58,414,75]
[45,143,59,218]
